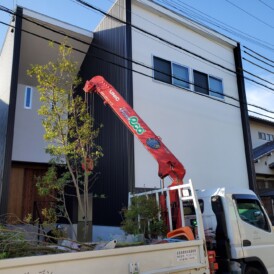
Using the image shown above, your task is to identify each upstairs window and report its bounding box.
[267,134,274,141]
[258,132,274,141]
[193,70,208,95]
[209,76,224,99]
[172,63,190,89]
[153,56,171,84]
[194,71,224,99]
[258,132,266,140]
[24,86,32,109]
[153,56,223,99]
[153,57,190,89]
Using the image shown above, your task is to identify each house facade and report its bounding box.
[79,0,255,236]
[0,0,255,239]
[249,116,274,221]
[0,7,92,221]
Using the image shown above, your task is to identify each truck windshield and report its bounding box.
[235,198,270,231]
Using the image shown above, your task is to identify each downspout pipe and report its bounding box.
[234,43,257,193]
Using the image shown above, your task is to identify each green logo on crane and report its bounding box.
[129,116,145,135]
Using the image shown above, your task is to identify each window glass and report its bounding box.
[24,86,32,109]
[209,76,224,99]
[153,57,171,84]
[266,134,274,141]
[193,70,208,94]
[236,198,269,231]
[258,132,266,140]
[172,64,190,89]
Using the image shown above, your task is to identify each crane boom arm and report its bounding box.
[83,75,185,185]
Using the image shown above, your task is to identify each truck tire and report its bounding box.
[245,266,262,274]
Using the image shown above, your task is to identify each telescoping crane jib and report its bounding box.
[83,75,186,185]
[83,75,186,229]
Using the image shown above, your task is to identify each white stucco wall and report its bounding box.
[0,23,15,181]
[130,1,249,190]
[0,25,14,104]
[12,84,50,163]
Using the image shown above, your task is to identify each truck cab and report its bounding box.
[196,187,274,273]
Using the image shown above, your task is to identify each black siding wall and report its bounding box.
[79,0,134,226]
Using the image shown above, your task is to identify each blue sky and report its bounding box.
[1,0,274,119]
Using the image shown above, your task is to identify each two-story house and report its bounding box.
[0,0,255,240]
[249,116,274,221]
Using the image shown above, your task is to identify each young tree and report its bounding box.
[27,41,103,241]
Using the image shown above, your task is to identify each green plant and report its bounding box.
[121,196,167,239]
[27,41,103,241]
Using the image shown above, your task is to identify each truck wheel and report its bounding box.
[245,266,262,274]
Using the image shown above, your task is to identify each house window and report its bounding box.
[259,132,266,140]
[209,76,224,99]
[153,57,223,98]
[153,56,171,84]
[172,63,190,89]
[24,86,32,109]
[193,70,208,95]
[267,134,274,141]
[193,71,224,99]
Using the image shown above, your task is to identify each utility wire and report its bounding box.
[243,58,274,75]
[224,0,274,29]
[1,4,274,91]
[244,46,274,65]
[156,0,274,51]
[1,5,274,120]
[73,0,236,75]
[71,0,274,90]
[244,51,274,69]
[1,20,274,122]
[257,0,274,11]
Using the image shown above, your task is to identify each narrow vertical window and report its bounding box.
[24,86,32,109]
[258,132,266,140]
[209,76,224,99]
[193,70,208,95]
[172,64,190,89]
[153,56,171,84]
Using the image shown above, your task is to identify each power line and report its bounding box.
[156,0,274,52]
[73,0,237,74]
[2,3,274,93]
[243,58,274,75]
[1,6,274,121]
[244,46,274,65]
[224,0,274,29]
[72,0,274,89]
[257,0,274,11]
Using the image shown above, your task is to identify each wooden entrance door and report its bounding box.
[8,166,48,222]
